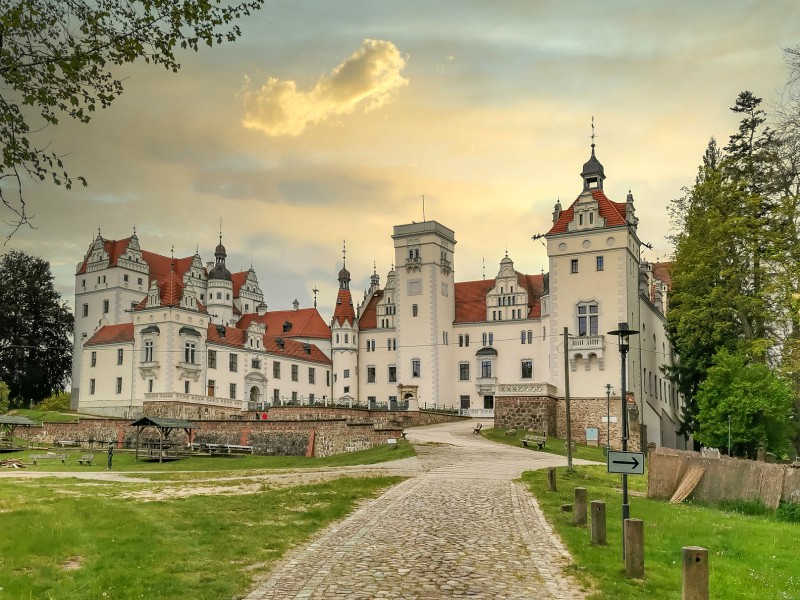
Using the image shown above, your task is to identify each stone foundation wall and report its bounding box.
[144,401,241,420]
[494,396,556,434]
[265,407,466,428]
[494,394,641,451]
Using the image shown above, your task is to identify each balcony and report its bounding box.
[568,335,605,371]
[475,376,497,394]
[405,256,421,272]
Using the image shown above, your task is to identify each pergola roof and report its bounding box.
[0,415,37,426]
[130,416,196,429]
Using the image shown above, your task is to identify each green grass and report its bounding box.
[11,439,415,473]
[8,408,82,423]
[484,427,607,462]
[0,475,402,599]
[525,465,800,599]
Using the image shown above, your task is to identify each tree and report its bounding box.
[0,0,263,234]
[694,349,794,458]
[0,250,73,407]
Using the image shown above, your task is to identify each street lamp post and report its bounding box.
[608,322,639,558]
[605,383,613,455]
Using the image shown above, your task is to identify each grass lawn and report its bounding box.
[0,475,402,599]
[483,427,607,463]
[525,465,800,600]
[8,409,82,423]
[8,439,415,474]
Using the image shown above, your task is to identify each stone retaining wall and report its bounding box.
[27,418,402,458]
[494,396,556,435]
[265,406,466,428]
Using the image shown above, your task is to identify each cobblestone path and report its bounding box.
[244,421,594,599]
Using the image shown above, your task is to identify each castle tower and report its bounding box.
[206,236,234,325]
[331,245,358,401]
[392,221,456,407]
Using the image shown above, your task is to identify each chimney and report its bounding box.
[293,299,299,311]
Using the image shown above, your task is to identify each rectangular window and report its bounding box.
[138,277,143,285]
[273,361,280,378]
[292,391,298,402]
[412,304,418,317]
[117,348,123,365]
[82,303,88,317]
[459,362,470,381]
[521,360,533,379]
[184,380,190,393]
[144,340,153,362]
[596,256,604,271]
[91,351,97,367]
[148,379,154,393]
[527,330,533,344]
[489,333,494,346]
[412,359,420,378]
[229,353,238,372]
[343,368,350,379]
[230,383,237,399]
[326,371,330,386]
[89,379,96,394]
[184,342,196,364]
[309,367,316,384]
[273,389,280,402]
[123,274,129,282]
[459,334,464,347]
[387,338,392,351]
[344,333,349,344]
[116,377,122,394]
[208,349,217,369]
[465,334,469,347]
[251,358,261,369]
[103,299,110,313]
[207,380,215,396]
[570,259,578,274]
[521,330,526,344]
[482,332,487,346]
[367,366,376,383]
[309,393,315,403]
[388,365,397,382]
[291,364,298,382]
[481,360,492,378]
[344,386,350,393]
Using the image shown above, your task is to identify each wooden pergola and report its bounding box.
[0,415,36,451]
[130,416,196,463]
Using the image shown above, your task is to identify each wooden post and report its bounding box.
[590,500,606,545]
[624,519,644,578]
[547,467,557,492]
[682,546,709,600]
[573,487,587,526]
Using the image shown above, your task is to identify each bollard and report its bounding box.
[548,467,557,492]
[590,500,606,545]
[573,487,587,526]
[624,519,644,578]
[682,546,709,600]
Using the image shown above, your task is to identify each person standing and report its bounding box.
[107,442,114,470]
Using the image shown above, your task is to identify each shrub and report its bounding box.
[718,498,770,516]
[775,501,800,524]
[34,391,71,412]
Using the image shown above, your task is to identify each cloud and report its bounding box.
[241,39,409,136]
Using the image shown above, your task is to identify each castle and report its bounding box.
[73,146,684,448]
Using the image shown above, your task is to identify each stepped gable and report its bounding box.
[206,324,331,364]
[238,308,331,339]
[85,323,134,345]
[357,290,384,331]
[75,236,131,274]
[547,189,627,235]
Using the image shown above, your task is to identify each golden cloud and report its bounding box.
[241,39,409,136]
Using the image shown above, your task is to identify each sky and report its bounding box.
[4,0,799,320]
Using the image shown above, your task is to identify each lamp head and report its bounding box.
[607,321,639,353]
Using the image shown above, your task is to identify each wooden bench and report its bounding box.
[55,440,80,448]
[224,444,253,455]
[522,433,547,450]
[30,453,67,465]
[78,454,95,465]
[473,423,483,434]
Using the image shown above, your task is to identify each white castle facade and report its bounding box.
[73,147,684,448]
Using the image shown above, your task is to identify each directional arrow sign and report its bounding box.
[607,450,645,475]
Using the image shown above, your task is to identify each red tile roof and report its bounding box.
[454,273,544,323]
[237,308,331,339]
[357,291,384,330]
[547,189,627,235]
[231,271,250,297]
[332,289,356,326]
[85,323,134,346]
[133,271,208,314]
[206,324,331,365]
[76,236,196,282]
[652,262,672,290]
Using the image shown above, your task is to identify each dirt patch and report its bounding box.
[61,556,84,571]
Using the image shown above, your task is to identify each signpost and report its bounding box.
[607,451,645,476]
